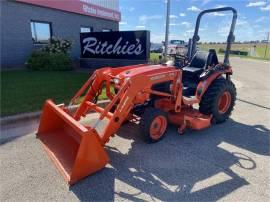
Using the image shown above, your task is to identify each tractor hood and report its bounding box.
[116,64,176,80]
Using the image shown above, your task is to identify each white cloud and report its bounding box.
[128,7,135,12]
[211,5,228,16]
[170,15,178,19]
[169,23,179,26]
[215,4,227,8]
[163,23,181,26]
[255,16,269,22]
[217,18,256,41]
[237,19,248,26]
[217,26,230,37]
[210,12,226,16]
[255,17,265,22]
[169,34,182,40]
[192,0,212,5]
[181,21,191,28]
[184,28,205,36]
[135,25,146,29]
[192,0,211,5]
[139,15,163,24]
[186,29,194,33]
[253,24,261,28]
[119,21,127,25]
[247,1,266,7]
[260,5,270,11]
[203,0,211,5]
[187,6,201,12]
[151,33,167,43]
[151,33,183,43]
[257,29,268,33]
[179,13,186,17]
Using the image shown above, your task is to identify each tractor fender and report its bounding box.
[195,68,232,100]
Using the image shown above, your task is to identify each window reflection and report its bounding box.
[81,27,93,33]
[31,21,51,44]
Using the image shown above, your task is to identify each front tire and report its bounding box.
[199,77,236,124]
[140,108,168,143]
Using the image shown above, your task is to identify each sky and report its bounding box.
[119,0,270,43]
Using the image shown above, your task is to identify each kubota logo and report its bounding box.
[150,73,175,81]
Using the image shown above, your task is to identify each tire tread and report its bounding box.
[140,108,168,143]
[199,77,236,123]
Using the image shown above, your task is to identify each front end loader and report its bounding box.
[37,7,237,185]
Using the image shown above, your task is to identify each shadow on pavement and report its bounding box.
[71,118,269,201]
[0,118,39,145]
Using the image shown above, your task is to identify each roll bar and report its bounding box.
[190,7,237,66]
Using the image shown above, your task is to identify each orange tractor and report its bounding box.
[37,7,237,185]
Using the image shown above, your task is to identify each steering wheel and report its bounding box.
[174,54,188,68]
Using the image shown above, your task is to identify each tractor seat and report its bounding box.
[182,66,203,74]
[183,49,218,79]
[182,49,218,96]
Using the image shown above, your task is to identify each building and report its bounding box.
[0,0,120,68]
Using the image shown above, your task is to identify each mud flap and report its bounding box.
[37,100,109,185]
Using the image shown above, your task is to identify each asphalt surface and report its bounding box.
[1,57,270,201]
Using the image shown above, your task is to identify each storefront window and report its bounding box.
[80,26,93,33]
[31,21,52,44]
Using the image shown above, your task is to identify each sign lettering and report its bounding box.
[80,31,150,60]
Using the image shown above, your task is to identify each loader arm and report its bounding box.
[73,67,181,145]
[99,70,181,144]
[37,66,181,184]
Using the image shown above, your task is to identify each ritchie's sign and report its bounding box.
[80,31,150,60]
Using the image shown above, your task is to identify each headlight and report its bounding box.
[113,78,120,84]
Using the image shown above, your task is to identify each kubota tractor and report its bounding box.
[37,7,237,185]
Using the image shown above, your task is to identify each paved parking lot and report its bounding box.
[1,57,270,201]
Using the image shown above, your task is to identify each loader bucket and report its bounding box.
[37,100,109,185]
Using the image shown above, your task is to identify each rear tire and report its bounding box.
[199,77,236,124]
[140,108,168,143]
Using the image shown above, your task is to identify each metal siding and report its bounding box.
[1,0,119,67]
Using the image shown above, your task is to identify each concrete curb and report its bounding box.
[0,100,110,126]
